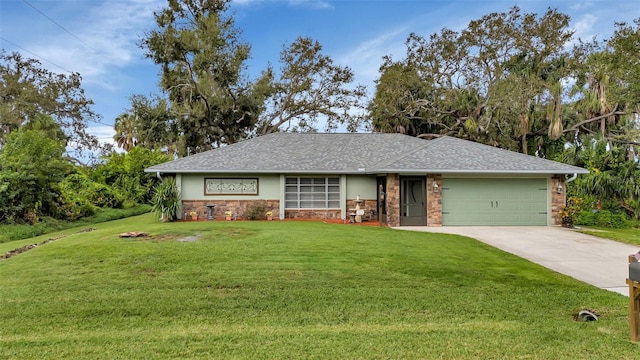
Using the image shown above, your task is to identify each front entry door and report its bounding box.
[400,177,426,226]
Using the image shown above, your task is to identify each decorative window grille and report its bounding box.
[205,178,258,195]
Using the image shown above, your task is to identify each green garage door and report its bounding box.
[441,178,548,226]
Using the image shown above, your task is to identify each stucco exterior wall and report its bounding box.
[180,173,281,201]
[345,175,377,199]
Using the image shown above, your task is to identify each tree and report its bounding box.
[0,51,101,152]
[113,113,138,152]
[126,94,177,153]
[257,37,367,134]
[370,7,574,156]
[140,0,262,156]
[0,121,69,223]
[92,147,173,204]
[137,0,367,156]
[565,19,639,162]
[562,136,640,220]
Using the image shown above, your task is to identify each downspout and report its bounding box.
[156,171,162,181]
[566,173,577,183]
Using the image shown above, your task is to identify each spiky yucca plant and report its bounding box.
[151,177,180,222]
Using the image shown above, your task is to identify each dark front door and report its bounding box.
[400,177,426,226]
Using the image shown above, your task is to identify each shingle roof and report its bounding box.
[145,133,588,175]
[379,136,589,174]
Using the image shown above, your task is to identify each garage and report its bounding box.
[441,178,548,226]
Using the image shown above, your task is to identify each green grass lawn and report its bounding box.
[1,214,638,359]
[578,227,640,246]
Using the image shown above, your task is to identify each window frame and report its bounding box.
[284,177,340,209]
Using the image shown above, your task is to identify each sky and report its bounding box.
[1,0,639,149]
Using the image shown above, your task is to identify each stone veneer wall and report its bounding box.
[346,199,376,212]
[427,174,442,226]
[284,209,342,219]
[183,199,378,221]
[182,200,279,220]
[550,175,566,226]
[386,174,400,227]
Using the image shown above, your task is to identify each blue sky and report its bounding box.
[1,0,639,148]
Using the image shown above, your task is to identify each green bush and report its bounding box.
[574,211,596,226]
[0,127,68,224]
[93,147,172,204]
[86,183,124,209]
[574,209,630,228]
[244,201,268,220]
[60,173,124,214]
[151,177,180,221]
[56,196,96,221]
[559,196,582,228]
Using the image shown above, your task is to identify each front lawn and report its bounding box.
[1,214,637,359]
[578,227,640,246]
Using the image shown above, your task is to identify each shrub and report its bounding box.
[574,211,596,226]
[574,209,630,228]
[244,201,268,220]
[56,196,96,221]
[151,177,180,221]
[86,183,124,209]
[58,173,127,220]
[559,196,582,228]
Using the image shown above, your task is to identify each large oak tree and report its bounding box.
[136,0,366,156]
[370,7,575,155]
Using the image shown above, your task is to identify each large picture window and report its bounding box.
[285,177,340,209]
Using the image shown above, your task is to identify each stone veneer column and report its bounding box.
[427,174,442,226]
[386,174,400,227]
[550,175,566,226]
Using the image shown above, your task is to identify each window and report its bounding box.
[205,178,258,195]
[285,177,340,209]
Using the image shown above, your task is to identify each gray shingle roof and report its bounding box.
[379,136,589,174]
[145,133,588,175]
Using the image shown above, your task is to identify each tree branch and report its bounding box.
[564,111,627,132]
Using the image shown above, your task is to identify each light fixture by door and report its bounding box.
[433,182,439,193]
[556,183,563,194]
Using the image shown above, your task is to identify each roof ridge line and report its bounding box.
[372,136,433,170]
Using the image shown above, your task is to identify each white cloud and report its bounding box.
[90,124,117,143]
[23,0,163,89]
[572,13,599,40]
[288,0,333,10]
[233,0,332,9]
[336,26,409,91]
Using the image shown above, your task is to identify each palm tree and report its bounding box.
[113,113,138,152]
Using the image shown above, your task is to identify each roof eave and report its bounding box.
[146,168,589,175]
[371,169,589,175]
[144,168,373,175]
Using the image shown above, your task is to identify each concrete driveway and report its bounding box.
[397,226,639,296]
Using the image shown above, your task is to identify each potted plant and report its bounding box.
[266,210,273,221]
[225,210,233,221]
[189,211,198,221]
